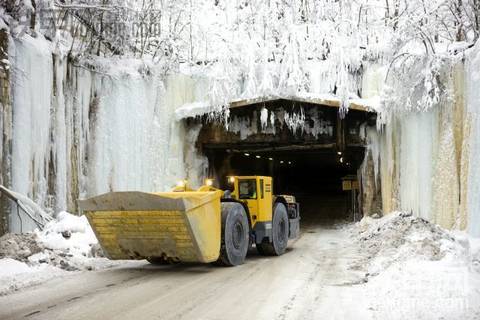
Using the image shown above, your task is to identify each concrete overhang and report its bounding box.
[176,94,378,120]
[229,95,378,113]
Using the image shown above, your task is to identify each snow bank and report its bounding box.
[0,258,65,296]
[352,212,480,319]
[36,211,100,259]
[352,212,478,276]
[0,258,33,275]
[0,212,118,295]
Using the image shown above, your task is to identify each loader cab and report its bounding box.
[230,176,273,227]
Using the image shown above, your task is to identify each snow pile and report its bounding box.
[0,211,109,271]
[352,212,480,319]
[469,237,480,272]
[352,212,476,276]
[0,212,118,294]
[33,211,107,271]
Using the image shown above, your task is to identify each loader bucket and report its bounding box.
[79,190,223,263]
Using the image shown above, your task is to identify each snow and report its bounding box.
[175,101,218,120]
[365,259,479,319]
[349,212,480,319]
[0,258,66,296]
[354,212,470,274]
[0,211,121,295]
[0,258,32,276]
[38,211,95,253]
[1,210,479,320]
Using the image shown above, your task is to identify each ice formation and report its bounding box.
[362,43,480,236]
[6,36,208,232]
[466,41,480,237]
[2,0,480,237]
[7,32,479,237]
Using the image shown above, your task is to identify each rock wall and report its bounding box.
[0,29,11,235]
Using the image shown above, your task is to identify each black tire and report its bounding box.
[256,202,289,256]
[217,202,249,266]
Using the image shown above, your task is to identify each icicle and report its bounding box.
[260,107,269,131]
[283,107,305,134]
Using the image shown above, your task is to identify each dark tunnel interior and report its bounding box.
[206,147,365,226]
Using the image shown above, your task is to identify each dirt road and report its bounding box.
[0,221,373,320]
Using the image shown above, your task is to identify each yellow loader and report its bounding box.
[79,176,300,266]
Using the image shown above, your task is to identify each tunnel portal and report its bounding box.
[185,97,377,223]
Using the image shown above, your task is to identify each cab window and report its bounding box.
[260,179,264,199]
[238,179,257,199]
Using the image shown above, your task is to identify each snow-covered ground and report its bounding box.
[0,211,479,319]
[0,211,121,296]
[351,212,480,319]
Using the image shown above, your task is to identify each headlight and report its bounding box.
[227,176,235,184]
[205,178,213,186]
[177,180,186,187]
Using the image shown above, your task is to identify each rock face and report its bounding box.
[0,29,12,237]
[360,146,382,217]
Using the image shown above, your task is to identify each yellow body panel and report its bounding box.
[80,190,222,263]
[231,176,273,227]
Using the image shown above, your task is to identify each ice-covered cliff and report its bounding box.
[364,42,480,237]
[5,34,207,232]
[3,30,480,238]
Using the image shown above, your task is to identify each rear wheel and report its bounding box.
[256,202,289,256]
[217,202,250,266]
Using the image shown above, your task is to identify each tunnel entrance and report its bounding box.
[206,147,365,224]
[185,97,376,224]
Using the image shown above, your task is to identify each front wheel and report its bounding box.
[217,202,250,266]
[256,202,289,256]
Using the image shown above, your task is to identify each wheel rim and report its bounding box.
[232,220,244,250]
